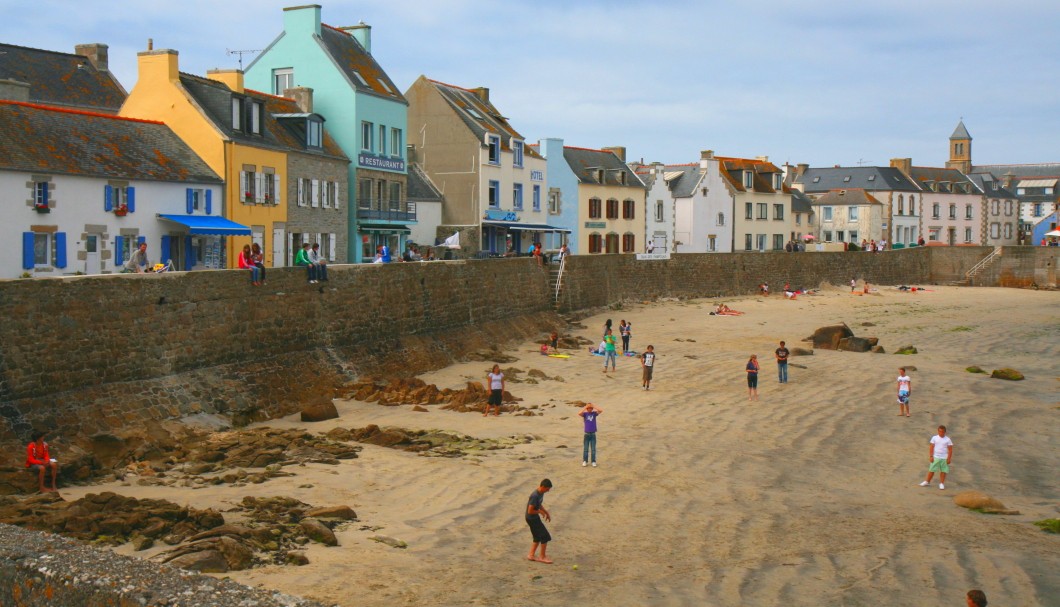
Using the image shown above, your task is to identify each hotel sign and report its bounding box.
[530,170,544,181]
[358,152,405,172]
[584,221,606,229]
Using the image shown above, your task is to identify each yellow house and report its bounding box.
[121,48,289,267]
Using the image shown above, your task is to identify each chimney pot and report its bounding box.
[148,38,153,51]
[701,150,714,160]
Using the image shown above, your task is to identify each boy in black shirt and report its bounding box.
[526,479,553,563]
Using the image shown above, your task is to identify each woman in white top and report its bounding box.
[485,364,505,416]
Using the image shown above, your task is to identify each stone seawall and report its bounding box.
[3,246,1055,449]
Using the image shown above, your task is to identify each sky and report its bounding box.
[3,0,1058,168]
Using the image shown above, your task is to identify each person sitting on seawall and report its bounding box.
[124,242,150,273]
[251,242,267,285]
[308,243,329,282]
[295,243,318,283]
[26,430,59,493]
[759,282,769,296]
[238,244,261,286]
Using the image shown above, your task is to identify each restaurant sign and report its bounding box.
[485,209,519,221]
[584,221,606,229]
[358,153,405,171]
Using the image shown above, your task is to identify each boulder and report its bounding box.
[370,534,408,549]
[966,366,986,374]
[837,337,873,352]
[300,402,339,422]
[165,549,229,573]
[811,324,854,350]
[953,491,1020,515]
[871,345,886,353]
[130,535,154,551]
[299,518,338,546]
[286,551,310,566]
[894,345,918,355]
[304,505,357,521]
[990,368,1024,381]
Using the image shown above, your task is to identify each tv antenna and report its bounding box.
[856,158,873,166]
[225,48,262,70]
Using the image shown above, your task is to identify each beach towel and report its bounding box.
[548,353,572,359]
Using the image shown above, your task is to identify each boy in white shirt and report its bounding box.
[896,368,911,417]
[920,425,954,489]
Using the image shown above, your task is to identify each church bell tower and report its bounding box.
[946,120,972,173]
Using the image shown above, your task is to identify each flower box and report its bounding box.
[34,205,50,213]
[114,206,128,217]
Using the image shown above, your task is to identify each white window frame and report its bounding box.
[390,128,402,158]
[361,121,373,152]
[823,206,833,222]
[512,140,524,168]
[273,68,294,95]
[848,206,859,221]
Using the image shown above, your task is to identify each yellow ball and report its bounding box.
[572,564,579,570]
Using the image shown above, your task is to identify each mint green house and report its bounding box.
[246,4,412,262]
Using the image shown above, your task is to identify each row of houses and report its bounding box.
[2,4,1058,279]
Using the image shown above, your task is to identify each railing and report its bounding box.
[966,246,1003,279]
[553,254,567,302]
[356,199,417,222]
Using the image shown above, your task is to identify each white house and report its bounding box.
[1,99,227,279]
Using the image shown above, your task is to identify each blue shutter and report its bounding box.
[54,233,67,269]
[204,189,213,215]
[137,235,146,247]
[160,235,171,266]
[184,236,194,270]
[41,182,49,206]
[186,188,194,214]
[126,187,136,213]
[115,236,124,266]
[22,232,34,269]
[104,185,113,212]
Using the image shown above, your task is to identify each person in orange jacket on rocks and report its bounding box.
[26,431,59,493]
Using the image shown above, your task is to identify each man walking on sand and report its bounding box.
[920,426,953,489]
[579,403,602,467]
[640,345,655,390]
[602,329,617,373]
[775,341,789,383]
[526,479,553,563]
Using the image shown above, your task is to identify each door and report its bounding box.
[272,227,285,267]
[84,234,101,274]
[947,228,956,246]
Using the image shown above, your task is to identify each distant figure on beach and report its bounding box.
[579,403,602,467]
[920,425,953,489]
[966,589,988,607]
[775,341,789,383]
[918,235,926,246]
[603,318,612,339]
[526,478,553,564]
[715,304,743,316]
[602,329,618,373]
[640,345,655,390]
[863,282,871,294]
[549,331,559,352]
[760,283,769,296]
[850,278,856,292]
[746,354,759,401]
[26,431,58,493]
[485,364,504,416]
[896,368,911,417]
[619,320,631,353]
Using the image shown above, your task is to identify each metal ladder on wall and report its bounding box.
[961,246,1003,286]
[548,255,567,309]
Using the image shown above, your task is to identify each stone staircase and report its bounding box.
[547,257,567,310]
[952,246,1003,286]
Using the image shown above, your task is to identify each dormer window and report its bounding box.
[487,135,500,165]
[773,173,782,190]
[743,171,753,189]
[618,171,627,185]
[307,118,323,149]
[597,169,605,183]
[247,100,262,135]
[231,98,243,131]
[513,140,524,168]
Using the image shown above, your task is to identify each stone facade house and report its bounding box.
[405,76,555,255]
[967,172,1019,246]
[807,189,884,247]
[794,165,921,247]
[891,161,984,245]
[245,5,411,262]
[0,99,223,279]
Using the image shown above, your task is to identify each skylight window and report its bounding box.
[465,105,484,120]
[812,176,820,183]
[843,176,851,182]
[867,175,876,181]
[378,79,392,94]
[351,71,368,87]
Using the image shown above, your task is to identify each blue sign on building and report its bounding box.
[358,153,406,172]
[484,209,519,222]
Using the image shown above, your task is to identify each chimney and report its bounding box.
[602,146,627,162]
[890,157,912,176]
[756,155,769,162]
[75,43,109,72]
[342,22,371,54]
[796,163,809,178]
[700,150,714,170]
[0,79,30,102]
[136,48,180,87]
[1003,171,1017,189]
[284,4,322,36]
[208,69,244,94]
[472,87,489,104]
[284,86,313,112]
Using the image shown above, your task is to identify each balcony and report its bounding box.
[356,199,417,222]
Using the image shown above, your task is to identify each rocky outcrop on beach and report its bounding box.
[807,323,883,353]
[342,377,527,414]
[953,491,1021,515]
[326,425,533,457]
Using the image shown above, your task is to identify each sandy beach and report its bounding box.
[59,284,1059,606]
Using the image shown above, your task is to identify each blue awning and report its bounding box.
[158,214,252,236]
